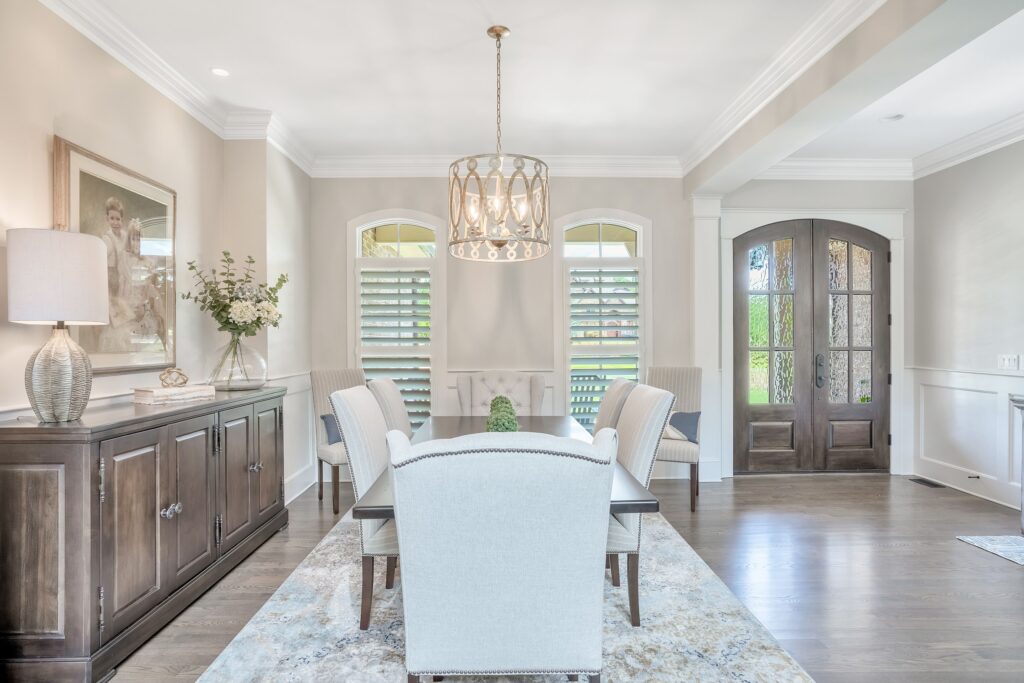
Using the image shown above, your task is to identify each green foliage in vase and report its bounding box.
[181,252,288,337]
[489,395,515,416]
[486,395,519,432]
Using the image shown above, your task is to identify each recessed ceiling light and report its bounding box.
[880,114,904,122]
[210,67,230,77]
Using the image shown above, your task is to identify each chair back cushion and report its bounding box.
[592,377,637,433]
[456,371,544,416]
[329,385,388,548]
[367,378,413,438]
[647,366,702,413]
[311,368,365,445]
[612,384,673,549]
[388,429,617,675]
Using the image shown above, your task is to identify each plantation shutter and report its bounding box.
[568,267,641,430]
[359,269,432,426]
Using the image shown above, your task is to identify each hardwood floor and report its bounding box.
[112,475,1024,682]
[652,474,1024,682]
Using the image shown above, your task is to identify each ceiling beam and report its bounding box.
[685,0,1024,195]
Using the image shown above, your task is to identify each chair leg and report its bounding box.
[608,553,620,587]
[696,461,700,496]
[590,675,601,683]
[568,676,579,682]
[689,463,697,513]
[317,459,324,501]
[360,556,374,630]
[385,556,397,589]
[407,675,418,683]
[332,465,341,515]
[627,553,640,627]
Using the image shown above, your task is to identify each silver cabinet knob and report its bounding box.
[173,501,183,514]
[160,505,176,519]
[248,463,259,473]
[255,462,264,472]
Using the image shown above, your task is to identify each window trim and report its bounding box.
[347,210,447,416]
[553,210,654,417]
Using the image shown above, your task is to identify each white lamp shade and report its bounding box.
[6,228,109,325]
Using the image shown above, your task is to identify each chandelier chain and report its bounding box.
[495,34,502,157]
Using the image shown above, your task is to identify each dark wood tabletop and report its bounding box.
[351,415,659,520]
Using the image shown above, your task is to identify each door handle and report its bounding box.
[815,353,826,389]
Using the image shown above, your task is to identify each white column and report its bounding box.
[692,196,724,481]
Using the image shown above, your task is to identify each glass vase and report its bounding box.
[208,333,267,390]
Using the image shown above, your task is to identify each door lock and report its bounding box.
[815,353,826,389]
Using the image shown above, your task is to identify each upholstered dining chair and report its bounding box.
[647,366,703,512]
[456,371,544,416]
[311,368,365,514]
[592,377,637,434]
[605,383,674,627]
[367,378,413,438]
[388,429,617,683]
[329,385,400,630]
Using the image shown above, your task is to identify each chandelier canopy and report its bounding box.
[448,26,550,262]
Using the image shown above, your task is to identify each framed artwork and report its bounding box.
[53,136,176,373]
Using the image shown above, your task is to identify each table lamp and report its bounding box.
[6,229,109,422]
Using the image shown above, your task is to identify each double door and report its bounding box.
[97,398,283,642]
[733,220,890,472]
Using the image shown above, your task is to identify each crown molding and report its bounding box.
[221,110,273,139]
[40,0,316,176]
[756,157,914,181]
[681,0,887,176]
[39,0,228,135]
[267,117,315,175]
[913,110,1024,179]
[310,155,684,179]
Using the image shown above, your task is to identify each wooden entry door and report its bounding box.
[734,220,890,472]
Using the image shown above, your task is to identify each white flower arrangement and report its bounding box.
[182,252,288,337]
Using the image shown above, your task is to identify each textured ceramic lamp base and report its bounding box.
[25,327,93,422]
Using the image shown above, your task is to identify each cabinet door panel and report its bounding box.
[218,405,254,553]
[100,428,167,643]
[167,415,216,588]
[254,400,283,526]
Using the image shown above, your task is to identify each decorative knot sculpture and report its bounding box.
[159,367,189,388]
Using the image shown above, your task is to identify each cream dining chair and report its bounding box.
[367,378,413,438]
[311,368,365,514]
[592,377,637,434]
[605,383,674,627]
[329,385,400,630]
[647,366,703,512]
[388,429,617,683]
[456,371,544,415]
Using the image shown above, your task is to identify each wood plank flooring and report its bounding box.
[112,475,1024,682]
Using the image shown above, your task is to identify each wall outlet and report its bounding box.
[997,354,1020,371]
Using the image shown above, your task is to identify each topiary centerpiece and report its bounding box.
[485,395,519,432]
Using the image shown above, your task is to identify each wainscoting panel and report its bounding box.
[912,368,1024,509]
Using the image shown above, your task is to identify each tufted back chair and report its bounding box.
[456,371,545,416]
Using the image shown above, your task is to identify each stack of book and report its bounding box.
[134,385,216,405]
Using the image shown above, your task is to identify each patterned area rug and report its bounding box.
[957,535,1024,565]
[200,513,812,682]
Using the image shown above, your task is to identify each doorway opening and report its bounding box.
[733,220,890,473]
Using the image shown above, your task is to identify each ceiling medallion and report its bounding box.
[448,26,550,262]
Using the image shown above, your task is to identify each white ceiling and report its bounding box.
[793,8,1024,162]
[85,0,831,161]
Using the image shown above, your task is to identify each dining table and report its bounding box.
[351,415,660,520]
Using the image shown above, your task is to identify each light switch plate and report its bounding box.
[997,354,1020,371]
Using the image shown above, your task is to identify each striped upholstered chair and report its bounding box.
[647,367,703,512]
[311,368,365,514]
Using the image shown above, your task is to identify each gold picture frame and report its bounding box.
[53,136,177,374]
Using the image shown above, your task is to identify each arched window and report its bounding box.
[563,221,645,429]
[352,219,441,426]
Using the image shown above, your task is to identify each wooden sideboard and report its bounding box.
[0,387,288,682]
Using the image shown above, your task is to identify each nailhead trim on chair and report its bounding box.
[394,447,612,468]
